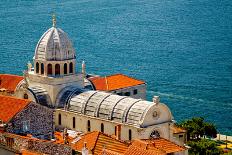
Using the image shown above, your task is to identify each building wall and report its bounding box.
[6,102,54,139]
[0,132,72,155]
[110,84,146,100]
[55,109,171,141]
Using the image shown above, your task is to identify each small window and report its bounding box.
[133,89,138,95]
[73,117,76,129]
[55,64,60,75]
[69,62,73,74]
[41,63,44,75]
[115,126,117,135]
[58,114,61,125]
[117,92,122,96]
[47,64,52,75]
[64,63,67,74]
[101,123,104,133]
[22,120,30,132]
[124,92,130,96]
[87,120,91,132]
[129,129,132,140]
[179,135,183,138]
[24,94,28,99]
[36,62,39,74]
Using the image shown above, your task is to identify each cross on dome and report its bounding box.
[52,14,56,27]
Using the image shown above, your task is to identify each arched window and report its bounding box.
[129,129,132,140]
[115,126,117,135]
[58,114,61,125]
[150,130,160,139]
[41,63,44,75]
[101,123,104,133]
[24,93,28,99]
[55,64,60,75]
[73,117,76,129]
[64,63,67,74]
[69,62,73,74]
[47,64,52,75]
[87,120,91,132]
[36,62,39,74]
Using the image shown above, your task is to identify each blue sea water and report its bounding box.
[0,0,232,135]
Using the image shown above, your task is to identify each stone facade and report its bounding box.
[6,102,54,139]
[55,106,172,141]
[111,84,146,99]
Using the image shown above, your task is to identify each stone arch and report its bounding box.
[64,63,67,74]
[69,62,73,74]
[41,63,44,75]
[55,64,60,75]
[47,64,52,75]
[36,62,39,74]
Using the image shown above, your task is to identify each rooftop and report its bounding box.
[89,74,145,91]
[172,125,186,134]
[0,95,31,123]
[135,138,186,154]
[71,131,129,154]
[0,74,23,92]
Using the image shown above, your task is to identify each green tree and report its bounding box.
[177,117,217,141]
[187,139,223,155]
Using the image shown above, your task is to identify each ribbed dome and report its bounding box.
[34,27,76,61]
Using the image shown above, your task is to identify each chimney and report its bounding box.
[63,128,69,144]
[82,142,88,155]
[153,96,160,105]
[116,125,121,140]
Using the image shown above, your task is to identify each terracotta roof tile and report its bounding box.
[0,74,23,92]
[172,125,186,134]
[89,74,145,91]
[124,145,165,155]
[139,138,186,153]
[0,95,31,123]
[101,149,123,155]
[72,131,129,154]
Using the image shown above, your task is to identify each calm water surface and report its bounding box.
[0,0,231,135]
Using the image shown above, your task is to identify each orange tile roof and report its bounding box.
[172,125,186,134]
[89,74,145,91]
[21,150,43,155]
[124,145,165,155]
[0,74,23,92]
[137,138,186,154]
[0,95,31,123]
[101,149,123,155]
[72,131,129,154]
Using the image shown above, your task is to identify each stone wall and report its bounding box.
[6,102,54,139]
[55,109,171,141]
[0,132,72,155]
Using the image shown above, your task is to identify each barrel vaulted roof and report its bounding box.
[67,90,172,127]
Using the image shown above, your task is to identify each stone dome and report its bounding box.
[34,27,76,61]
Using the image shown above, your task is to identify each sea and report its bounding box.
[0,0,231,135]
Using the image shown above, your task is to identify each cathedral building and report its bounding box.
[0,16,185,149]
